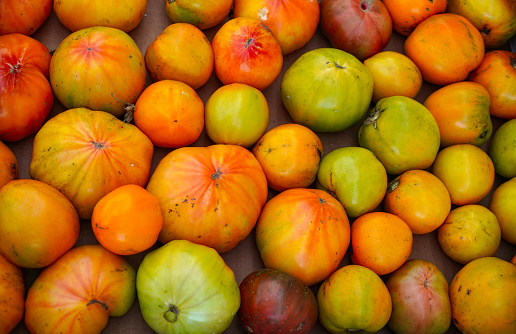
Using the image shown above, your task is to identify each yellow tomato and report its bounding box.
[489,177,516,244]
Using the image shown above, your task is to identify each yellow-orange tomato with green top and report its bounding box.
[164,0,233,30]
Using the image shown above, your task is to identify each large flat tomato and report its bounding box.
[25,244,136,334]
[0,140,18,188]
[49,27,146,118]
[0,252,24,333]
[146,144,268,253]
[0,33,53,142]
[29,108,154,219]
[0,0,52,35]
[233,0,320,55]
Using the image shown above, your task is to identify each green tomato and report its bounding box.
[136,240,240,334]
[489,118,516,178]
[280,48,373,132]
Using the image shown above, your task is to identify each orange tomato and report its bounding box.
[164,0,233,30]
[382,0,447,36]
[511,254,516,265]
[438,204,501,264]
[252,123,322,192]
[384,170,451,234]
[432,144,495,206]
[423,81,492,147]
[92,184,163,256]
[350,212,413,276]
[145,23,214,90]
[0,252,24,333]
[133,80,204,148]
[0,0,52,35]
[0,141,18,189]
[489,177,516,245]
[404,13,485,86]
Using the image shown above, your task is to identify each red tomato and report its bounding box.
[0,0,52,35]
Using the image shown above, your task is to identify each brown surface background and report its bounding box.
[6,1,515,333]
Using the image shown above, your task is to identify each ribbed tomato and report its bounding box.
[0,0,52,35]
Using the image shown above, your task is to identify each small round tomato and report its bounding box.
[363,51,423,103]
[438,205,501,264]
[205,83,269,148]
[382,0,447,36]
[92,184,163,256]
[0,252,24,333]
[384,170,451,234]
[489,118,516,179]
[432,144,495,206]
[489,177,516,245]
[252,123,322,192]
[133,80,204,149]
[0,141,18,189]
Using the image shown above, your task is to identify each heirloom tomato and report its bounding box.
[238,269,318,334]
[145,23,214,90]
[319,0,392,61]
[382,0,447,36]
[136,240,240,334]
[0,33,53,142]
[386,259,452,334]
[49,26,146,118]
[0,140,18,189]
[432,144,495,205]
[133,79,205,148]
[489,177,516,244]
[358,96,440,175]
[280,48,373,132]
[469,50,516,119]
[164,0,233,30]
[317,146,387,218]
[255,188,350,286]
[404,13,485,86]
[450,257,516,334]
[54,0,147,32]
[0,252,24,333]
[146,144,268,253]
[0,0,51,35]
[252,123,322,191]
[233,0,320,55]
[423,81,492,148]
[29,108,154,220]
[0,179,80,268]
[212,17,283,91]
[489,118,516,178]
[317,265,392,333]
[25,244,136,334]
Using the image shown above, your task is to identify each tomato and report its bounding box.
[133,79,205,148]
[25,244,136,334]
[489,177,516,244]
[449,257,516,333]
[319,0,392,61]
[164,0,233,30]
[146,144,268,253]
[0,0,52,35]
[0,140,18,189]
[0,179,80,268]
[29,108,154,219]
[233,0,320,55]
[404,13,485,86]
[0,252,24,333]
[350,212,413,276]
[256,188,351,286]
[238,269,318,334]
[358,96,441,175]
[0,33,53,142]
[49,26,146,118]
[252,123,322,192]
[54,0,147,32]
[280,48,373,132]
[205,83,269,148]
[136,239,240,334]
[432,144,495,206]
[317,146,387,218]
[145,23,214,90]
[423,81,492,148]
[212,17,283,91]
[363,51,423,103]
[384,170,451,234]
[469,50,516,119]
[447,0,516,49]
[382,0,447,36]
[317,265,392,333]
[92,184,163,256]
[438,205,501,265]
[489,118,516,178]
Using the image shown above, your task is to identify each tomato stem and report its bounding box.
[110,92,135,123]
[86,299,108,311]
[164,304,180,323]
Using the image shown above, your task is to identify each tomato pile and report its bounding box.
[1,0,515,333]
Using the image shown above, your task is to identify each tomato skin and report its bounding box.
[0,33,53,142]
[0,0,52,35]
[0,252,24,333]
[489,118,516,179]
[0,140,18,188]
[165,0,233,30]
[25,244,136,334]
[489,177,516,245]
[382,0,447,36]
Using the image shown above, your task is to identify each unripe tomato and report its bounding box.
[488,118,516,178]
[489,177,516,245]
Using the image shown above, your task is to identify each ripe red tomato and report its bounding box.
[0,0,52,35]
